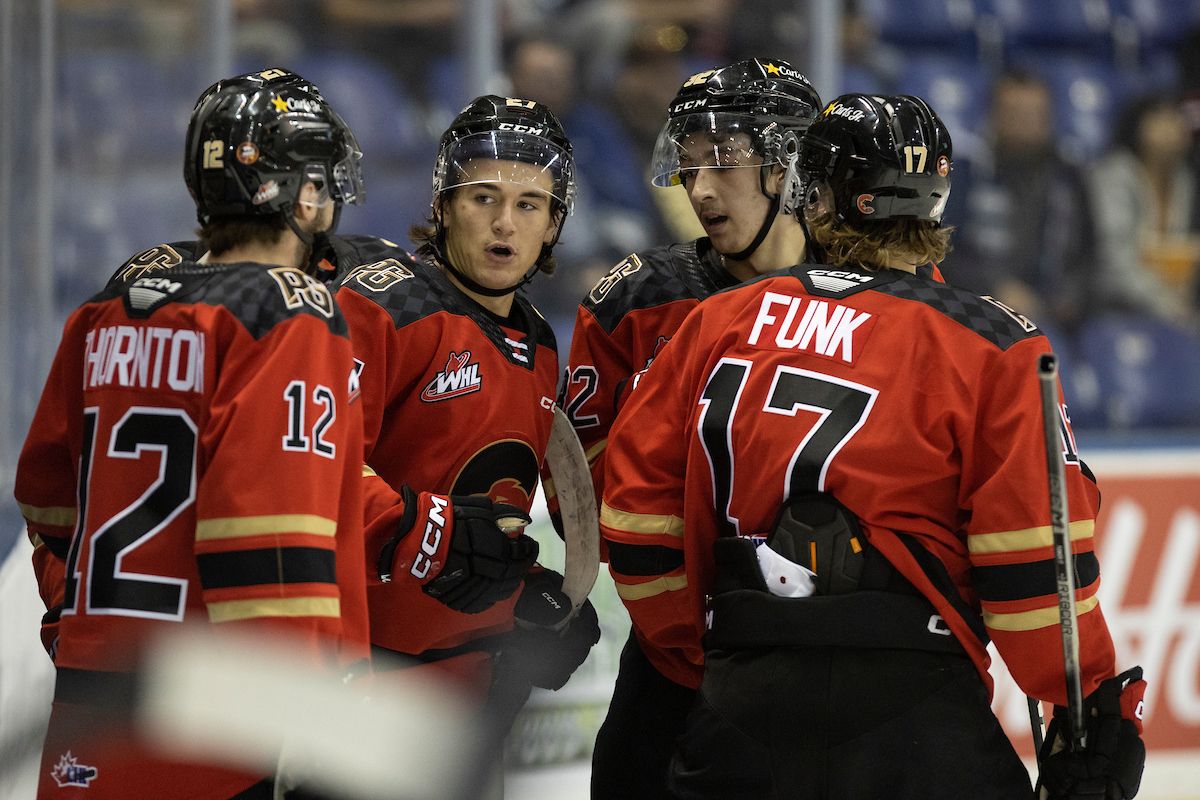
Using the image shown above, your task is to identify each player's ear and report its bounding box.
[295,181,323,222]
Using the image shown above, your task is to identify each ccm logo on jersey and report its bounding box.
[747,291,876,364]
[410,495,450,580]
[421,351,482,402]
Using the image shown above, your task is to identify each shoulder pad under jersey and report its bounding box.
[583,237,736,334]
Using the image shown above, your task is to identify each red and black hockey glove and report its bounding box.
[378,486,539,614]
[1037,666,1147,800]
[498,568,600,690]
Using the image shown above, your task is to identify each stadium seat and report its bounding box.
[859,0,979,51]
[976,0,1116,51]
[286,53,431,162]
[1109,0,1200,46]
[58,51,190,167]
[1073,313,1200,429]
[893,55,990,138]
[1006,51,1129,159]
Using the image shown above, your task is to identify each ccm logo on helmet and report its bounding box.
[410,495,450,580]
[497,122,546,135]
[672,98,709,113]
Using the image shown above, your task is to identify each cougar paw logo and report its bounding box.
[50,752,98,788]
[421,351,482,402]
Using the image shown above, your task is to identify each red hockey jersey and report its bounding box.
[335,249,559,686]
[600,263,1118,706]
[15,262,368,798]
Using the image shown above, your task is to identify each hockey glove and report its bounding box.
[499,568,601,690]
[40,605,62,661]
[1037,666,1147,800]
[379,486,539,614]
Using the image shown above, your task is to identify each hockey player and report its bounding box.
[334,96,599,713]
[558,58,824,798]
[15,71,370,798]
[600,93,1146,799]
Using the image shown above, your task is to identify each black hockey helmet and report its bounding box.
[429,95,576,296]
[795,93,952,226]
[432,95,576,214]
[184,67,365,227]
[650,58,822,189]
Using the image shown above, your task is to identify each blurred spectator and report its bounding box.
[944,69,1096,331]
[840,0,903,93]
[1089,94,1199,325]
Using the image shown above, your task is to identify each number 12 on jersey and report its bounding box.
[698,359,877,536]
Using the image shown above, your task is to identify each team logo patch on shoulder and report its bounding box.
[51,751,98,788]
[796,267,889,298]
[421,351,482,402]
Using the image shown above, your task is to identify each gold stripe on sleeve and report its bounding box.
[18,502,76,527]
[600,502,684,538]
[207,596,341,623]
[196,514,337,541]
[362,464,378,478]
[969,520,1094,556]
[614,574,689,602]
[983,594,1101,632]
[585,439,608,465]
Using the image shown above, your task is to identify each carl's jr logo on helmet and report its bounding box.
[824,102,866,122]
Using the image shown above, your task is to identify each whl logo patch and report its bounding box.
[421,351,482,402]
[51,751,98,788]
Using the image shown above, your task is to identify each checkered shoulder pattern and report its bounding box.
[874,274,1041,351]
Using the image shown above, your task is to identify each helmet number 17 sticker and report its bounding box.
[903,145,927,174]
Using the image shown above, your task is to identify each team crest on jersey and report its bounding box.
[50,751,98,788]
[421,351,482,402]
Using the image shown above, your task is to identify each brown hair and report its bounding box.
[410,193,560,277]
[807,212,953,271]
[198,214,288,257]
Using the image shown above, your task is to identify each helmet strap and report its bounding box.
[720,191,781,263]
[428,196,563,298]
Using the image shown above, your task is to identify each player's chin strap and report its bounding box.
[720,191,782,263]
[431,200,567,298]
[780,154,829,265]
[285,204,342,277]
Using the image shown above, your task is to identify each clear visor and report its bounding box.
[435,130,576,212]
[331,149,365,205]
[650,112,781,187]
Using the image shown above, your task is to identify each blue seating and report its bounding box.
[338,162,434,247]
[976,0,1116,51]
[1073,314,1200,429]
[285,53,430,162]
[1109,0,1200,46]
[893,55,990,138]
[1006,51,1130,159]
[59,51,190,166]
[860,0,979,50]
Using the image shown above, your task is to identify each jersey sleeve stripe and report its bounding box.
[608,541,685,576]
[197,547,337,590]
[28,532,71,559]
[968,520,1093,556]
[600,502,685,538]
[972,552,1100,602]
[18,502,76,527]
[585,439,608,464]
[543,475,557,502]
[983,593,1101,632]
[206,596,341,623]
[196,514,337,541]
[613,573,689,601]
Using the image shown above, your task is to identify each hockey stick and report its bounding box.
[1038,353,1087,752]
[482,407,601,738]
[543,405,601,612]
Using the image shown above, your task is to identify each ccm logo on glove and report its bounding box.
[410,495,450,580]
